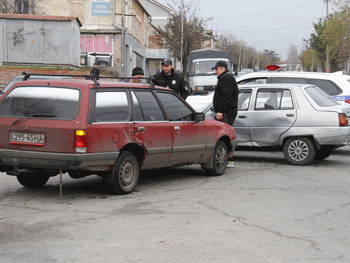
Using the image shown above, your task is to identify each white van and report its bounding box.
[189,58,232,95]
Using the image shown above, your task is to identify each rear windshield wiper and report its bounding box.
[12,114,58,126]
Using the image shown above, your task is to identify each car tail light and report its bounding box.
[345,99,350,104]
[339,113,348,126]
[75,129,87,153]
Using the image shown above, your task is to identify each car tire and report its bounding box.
[16,173,50,189]
[205,140,228,176]
[283,137,316,165]
[315,146,334,160]
[105,151,139,195]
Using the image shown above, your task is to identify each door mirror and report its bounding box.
[195,112,205,122]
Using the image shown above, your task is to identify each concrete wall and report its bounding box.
[0,18,80,68]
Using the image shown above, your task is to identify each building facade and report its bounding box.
[32,0,152,77]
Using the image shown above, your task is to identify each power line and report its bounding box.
[200,1,321,19]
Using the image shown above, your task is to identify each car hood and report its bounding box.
[187,93,214,112]
[191,75,218,86]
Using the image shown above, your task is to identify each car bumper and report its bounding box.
[228,138,238,158]
[231,138,238,151]
[0,149,120,171]
[314,127,350,146]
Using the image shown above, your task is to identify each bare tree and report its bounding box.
[157,0,208,73]
[287,43,299,71]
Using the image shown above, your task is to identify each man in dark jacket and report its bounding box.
[212,60,238,125]
[152,59,188,100]
[90,63,100,80]
[212,60,238,168]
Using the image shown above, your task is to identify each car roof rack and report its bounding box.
[20,72,155,89]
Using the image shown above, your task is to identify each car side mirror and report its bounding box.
[234,70,238,76]
[195,112,205,122]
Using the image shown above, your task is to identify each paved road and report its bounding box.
[1,146,350,263]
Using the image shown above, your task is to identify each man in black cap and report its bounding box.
[90,62,100,80]
[152,59,188,100]
[130,67,144,83]
[212,60,238,168]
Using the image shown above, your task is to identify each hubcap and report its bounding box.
[119,160,135,188]
[215,146,226,171]
[288,140,309,162]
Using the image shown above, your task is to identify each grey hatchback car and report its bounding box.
[187,84,350,165]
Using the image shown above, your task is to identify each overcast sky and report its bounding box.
[155,0,335,62]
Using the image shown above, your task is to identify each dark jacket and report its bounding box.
[90,66,100,80]
[213,70,238,113]
[152,69,188,100]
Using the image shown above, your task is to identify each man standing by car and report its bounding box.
[152,59,189,100]
[212,60,239,168]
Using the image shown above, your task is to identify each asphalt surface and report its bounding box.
[1,146,350,263]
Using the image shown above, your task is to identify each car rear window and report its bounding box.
[305,86,339,106]
[0,87,80,120]
[309,79,342,96]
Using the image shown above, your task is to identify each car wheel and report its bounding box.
[105,151,139,195]
[315,146,334,160]
[206,140,228,176]
[17,173,50,189]
[283,137,316,165]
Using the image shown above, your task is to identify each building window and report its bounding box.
[15,0,29,14]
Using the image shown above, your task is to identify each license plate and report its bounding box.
[10,132,45,145]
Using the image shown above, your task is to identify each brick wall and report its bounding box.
[0,68,91,86]
[149,35,164,49]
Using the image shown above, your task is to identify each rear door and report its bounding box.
[249,88,296,146]
[234,89,252,144]
[155,91,207,165]
[132,90,173,168]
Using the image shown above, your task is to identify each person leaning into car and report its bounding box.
[212,60,238,126]
[152,59,189,100]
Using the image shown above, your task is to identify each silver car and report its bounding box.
[187,84,350,165]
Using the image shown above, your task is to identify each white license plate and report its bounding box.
[10,132,45,144]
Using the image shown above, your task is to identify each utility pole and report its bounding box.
[325,0,330,72]
[180,0,184,70]
[121,0,125,76]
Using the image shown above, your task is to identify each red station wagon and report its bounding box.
[0,75,237,195]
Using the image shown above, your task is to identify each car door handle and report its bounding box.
[238,115,247,119]
[174,126,181,131]
[286,114,294,117]
[138,127,145,132]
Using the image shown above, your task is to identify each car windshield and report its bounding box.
[192,61,222,76]
[0,86,80,119]
[305,86,339,106]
